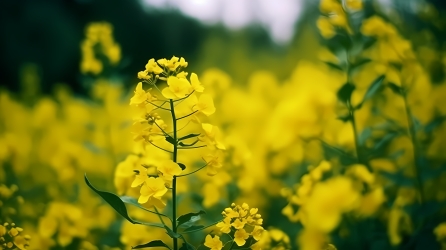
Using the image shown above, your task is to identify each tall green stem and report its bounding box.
[402,92,424,204]
[169,99,178,250]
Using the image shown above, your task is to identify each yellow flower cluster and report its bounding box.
[0,184,24,220]
[435,223,446,250]
[316,0,360,38]
[216,203,264,247]
[0,222,30,250]
[80,22,121,75]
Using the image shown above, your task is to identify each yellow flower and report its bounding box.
[157,58,168,66]
[346,164,375,184]
[317,17,335,39]
[131,165,148,187]
[234,229,250,246]
[204,235,223,250]
[9,227,19,237]
[176,71,188,79]
[162,76,191,99]
[217,217,232,233]
[434,222,446,240]
[0,225,6,236]
[203,150,224,176]
[157,160,183,181]
[251,226,264,241]
[357,187,386,216]
[145,58,163,74]
[14,235,27,250]
[166,56,180,71]
[137,70,151,80]
[231,218,245,229]
[201,123,226,150]
[179,57,188,67]
[130,82,148,106]
[138,177,167,204]
[190,73,204,92]
[346,0,363,10]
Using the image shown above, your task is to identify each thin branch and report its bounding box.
[174,90,195,102]
[181,220,223,234]
[154,206,168,226]
[176,163,208,177]
[178,145,207,150]
[147,101,170,111]
[149,141,173,153]
[151,119,172,138]
[176,110,198,121]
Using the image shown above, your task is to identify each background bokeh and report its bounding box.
[1,0,446,249]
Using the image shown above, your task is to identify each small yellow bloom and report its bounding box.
[217,217,232,233]
[203,150,224,176]
[317,17,335,39]
[234,229,250,246]
[157,160,183,181]
[190,73,204,92]
[131,165,148,187]
[176,71,188,79]
[192,94,215,116]
[145,58,163,74]
[251,226,264,241]
[201,123,226,150]
[204,235,223,250]
[130,82,148,106]
[138,177,167,204]
[9,227,19,237]
[179,57,188,67]
[13,235,27,250]
[231,218,245,229]
[162,76,191,99]
[137,70,151,80]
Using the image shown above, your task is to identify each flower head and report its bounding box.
[204,235,223,250]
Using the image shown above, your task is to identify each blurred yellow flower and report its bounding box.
[234,228,250,246]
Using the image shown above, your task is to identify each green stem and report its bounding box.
[402,91,425,204]
[169,99,178,250]
[177,163,208,177]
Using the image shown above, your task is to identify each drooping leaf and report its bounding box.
[178,133,200,141]
[182,225,204,233]
[425,116,446,133]
[358,128,372,146]
[359,75,385,106]
[177,210,206,228]
[165,136,176,145]
[179,140,199,147]
[337,113,351,122]
[84,174,165,228]
[178,163,186,170]
[337,82,355,104]
[132,240,170,249]
[164,225,182,239]
[320,140,357,166]
[387,83,402,95]
[349,58,372,72]
[362,37,377,50]
[120,196,169,218]
[380,171,413,187]
[324,61,344,71]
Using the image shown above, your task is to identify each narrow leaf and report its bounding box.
[178,163,186,170]
[164,225,182,239]
[84,174,165,228]
[132,240,170,249]
[387,83,402,95]
[179,140,199,147]
[337,82,355,104]
[182,225,204,233]
[349,58,371,72]
[324,61,344,71]
[120,196,169,219]
[177,210,206,228]
[165,136,176,145]
[178,133,200,141]
[337,114,351,122]
[358,128,372,146]
[360,75,385,105]
[179,242,195,250]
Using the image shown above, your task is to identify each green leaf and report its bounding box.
[320,140,357,166]
[178,133,200,141]
[324,61,344,71]
[387,83,402,95]
[164,225,182,239]
[178,163,186,170]
[362,37,377,50]
[179,140,199,147]
[182,225,204,233]
[359,75,385,105]
[84,174,165,229]
[120,196,170,219]
[132,240,171,249]
[380,171,413,187]
[337,82,355,104]
[179,242,195,250]
[349,58,371,72]
[358,128,372,146]
[165,136,176,145]
[337,113,351,122]
[177,210,206,228]
[425,116,446,133]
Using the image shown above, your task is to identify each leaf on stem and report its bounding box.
[182,225,204,233]
[179,140,199,147]
[179,242,196,250]
[178,133,201,141]
[178,163,186,170]
[120,196,170,219]
[132,240,171,249]
[324,61,344,71]
[337,82,355,104]
[164,225,182,239]
[177,210,206,228]
[349,58,372,72]
[165,136,176,145]
[84,174,165,228]
[356,75,385,108]
[387,83,402,95]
